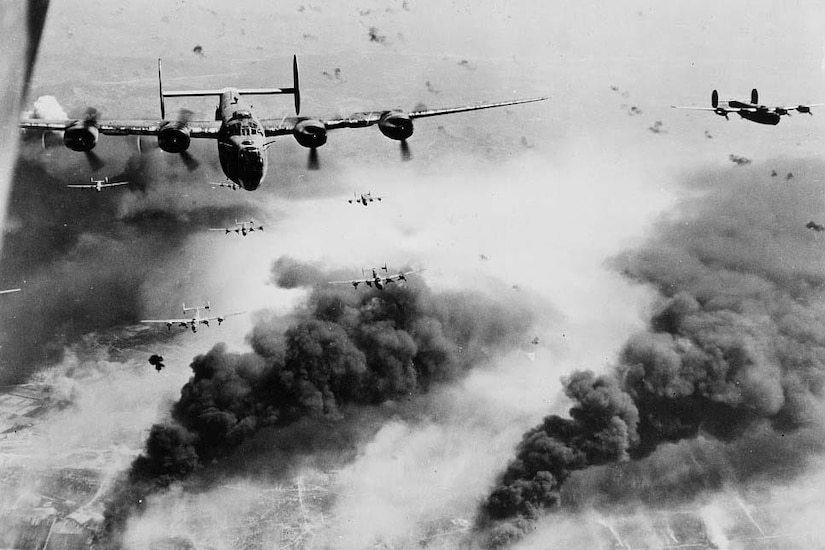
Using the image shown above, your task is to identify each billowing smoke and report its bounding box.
[24,95,67,119]
[478,160,825,546]
[103,261,536,544]
[0,96,264,384]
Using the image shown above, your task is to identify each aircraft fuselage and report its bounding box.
[216,89,268,190]
[726,101,781,125]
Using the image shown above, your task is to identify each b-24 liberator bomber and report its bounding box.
[209,219,264,236]
[19,56,546,191]
[673,89,825,125]
[329,264,419,290]
[67,176,129,192]
[141,302,243,333]
[348,191,382,206]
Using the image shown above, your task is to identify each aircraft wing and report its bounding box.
[66,184,97,189]
[404,97,548,120]
[259,97,547,135]
[140,318,188,324]
[0,288,21,294]
[102,181,129,187]
[385,268,422,282]
[671,106,757,112]
[772,102,825,114]
[328,278,369,285]
[20,118,222,138]
[205,311,246,322]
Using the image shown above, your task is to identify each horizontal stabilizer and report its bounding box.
[238,88,296,96]
[162,88,296,97]
[163,89,228,98]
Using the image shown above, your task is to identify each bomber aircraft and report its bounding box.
[67,176,129,192]
[141,302,243,333]
[19,56,547,191]
[672,89,825,125]
[348,191,382,206]
[329,264,418,290]
[209,219,264,236]
[210,181,239,191]
[806,221,825,232]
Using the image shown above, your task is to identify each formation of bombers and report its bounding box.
[16,54,547,333]
[18,56,824,334]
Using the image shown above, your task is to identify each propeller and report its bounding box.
[400,139,412,161]
[308,147,320,170]
[84,151,105,171]
[179,150,200,171]
[136,108,200,171]
[83,107,105,170]
[176,109,200,171]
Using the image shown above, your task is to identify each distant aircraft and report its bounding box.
[348,191,382,206]
[141,301,243,333]
[0,288,21,295]
[209,219,264,236]
[19,56,546,191]
[672,89,825,125]
[806,221,825,232]
[329,265,419,290]
[67,176,129,192]
[210,181,239,191]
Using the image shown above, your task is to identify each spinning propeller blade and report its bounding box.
[308,147,320,170]
[400,139,412,161]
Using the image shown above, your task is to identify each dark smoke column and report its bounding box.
[102,274,535,545]
[479,371,639,546]
[478,166,825,546]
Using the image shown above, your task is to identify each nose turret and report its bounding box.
[238,145,265,190]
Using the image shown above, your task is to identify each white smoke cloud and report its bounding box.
[25,95,68,120]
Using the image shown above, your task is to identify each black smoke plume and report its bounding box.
[479,161,825,545]
[0,132,262,385]
[102,262,535,544]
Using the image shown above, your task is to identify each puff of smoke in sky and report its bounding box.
[24,95,67,119]
[479,159,825,546]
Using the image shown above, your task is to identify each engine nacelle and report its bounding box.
[293,119,327,148]
[63,121,99,151]
[378,111,414,141]
[158,121,191,153]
